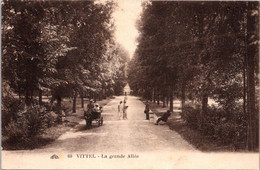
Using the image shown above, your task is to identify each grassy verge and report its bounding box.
[2,97,114,150]
[141,99,247,152]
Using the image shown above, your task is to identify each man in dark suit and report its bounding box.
[144,101,150,120]
[155,110,171,125]
[84,99,94,128]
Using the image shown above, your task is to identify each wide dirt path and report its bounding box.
[34,95,195,153]
[2,95,258,169]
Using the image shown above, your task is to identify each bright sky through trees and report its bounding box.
[112,0,142,58]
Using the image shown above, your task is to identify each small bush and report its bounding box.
[182,104,247,149]
[4,118,28,143]
[61,103,71,114]
[213,105,247,148]
[43,111,56,127]
[182,104,200,129]
[200,106,223,136]
[4,105,56,144]
[25,106,46,138]
[215,122,237,144]
[2,95,23,131]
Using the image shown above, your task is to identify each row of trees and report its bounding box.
[2,1,129,119]
[128,1,258,150]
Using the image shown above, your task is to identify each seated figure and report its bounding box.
[155,110,171,125]
[92,103,102,119]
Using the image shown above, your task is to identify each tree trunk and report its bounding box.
[247,54,256,151]
[39,89,42,106]
[202,93,208,115]
[243,10,248,149]
[169,87,173,112]
[81,94,84,108]
[149,89,153,102]
[25,89,30,106]
[18,92,21,100]
[181,79,186,112]
[30,90,34,101]
[153,88,156,103]
[99,91,102,101]
[162,95,166,107]
[103,89,106,99]
[56,96,62,123]
[90,91,92,100]
[18,86,21,100]
[246,1,258,151]
[73,93,77,113]
[199,92,208,129]
[150,89,153,101]
[157,89,160,105]
[94,93,97,103]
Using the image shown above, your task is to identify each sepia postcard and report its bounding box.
[1,0,259,169]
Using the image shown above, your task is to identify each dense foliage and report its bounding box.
[2,1,129,142]
[128,1,259,150]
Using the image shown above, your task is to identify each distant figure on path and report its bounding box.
[144,101,150,120]
[123,100,128,119]
[124,93,127,102]
[155,110,171,125]
[118,101,123,120]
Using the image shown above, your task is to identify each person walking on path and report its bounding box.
[144,101,150,120]
[155,110,171,125]
[123,100,128,119]
[118,101,123,120]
